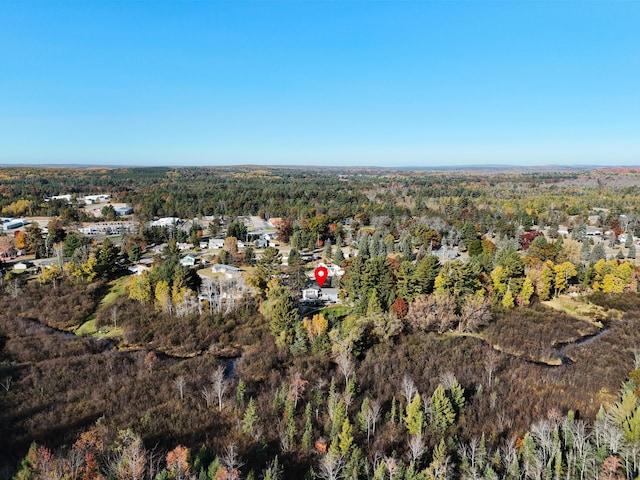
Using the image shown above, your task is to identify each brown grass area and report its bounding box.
[542,295,610,325]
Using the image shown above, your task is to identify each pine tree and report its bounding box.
[501,289,515,308]
[430,385,456,433]
[357,397,369,433]
[404,393,424,435]
[581,241,591,262]
[589,243,606,263]
[337,419,354,455]
[302,403,313,452]
[357,234,370,258]
[330,400,347,443]
[399,234,413,258]
[413,255,441,296]
[625,233,634,248]
[366,290,383,315]
[323,239,333,261]
[241,398,258,436]
[236,380,246,408]
[449,378,465,412]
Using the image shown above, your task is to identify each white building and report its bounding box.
[128,264,151,275]
[180,255,197,267]
[302,286,339,303]
[83,194,111,204]
[208,238,225,249]
[211,264,241,277]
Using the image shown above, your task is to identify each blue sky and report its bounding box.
[1,1,639,167]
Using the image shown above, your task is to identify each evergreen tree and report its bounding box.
[290,230,301,250]
[243,246,255,266]
[95,238,120,279]
[501,289,515,308]
[589,243,606,263]
[241,398,258,436]
[366,290,383,315]
[227,221,247,241]
[357,234,370,258]
[396,261,417,301]
[369,233,381,257]
[323,239,333,261]
[361,256,395,311]
[629,243,636,259]
[430,385,456,433]
[413,255,441,297]
[404,393,424,435]
[302,403,313,452]
[261,283,298,349]
[399,234,413,258]
[571,222,587,241]
[337,419,354,456]
[625,233,634,248]
[461,222,478,249]
[449,378,465,412]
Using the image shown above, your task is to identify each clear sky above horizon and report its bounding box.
[1,0,639,167]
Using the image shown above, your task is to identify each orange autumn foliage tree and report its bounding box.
[166,445,190,480]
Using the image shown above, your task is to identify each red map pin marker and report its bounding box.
[314,265,328,288]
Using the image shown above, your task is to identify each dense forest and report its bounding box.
[2,166,640,480]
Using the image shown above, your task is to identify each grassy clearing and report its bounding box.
[321,305,350,318]
[320,305,351,320]
[75,275,129,338]
[542,295,606,327]
[75,316,123,338]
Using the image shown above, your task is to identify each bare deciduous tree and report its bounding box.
[369,398,382,439]
[458,295,492,333]
[1,375,12,392]
[201,386,213,408]
[174,375,186,402]
[485,350,500,388]
[406,293,458,333]
[439,371,457,390]
[212,365,228,412]
[401,375,417,405]
[383,456,399,480]
[200,277,218,314]
[7,279,21,300]
[111,305,118,328]
[407,433,426,464]
[317,451,345,480]
[220,444,243,480]
[334,349,354,389]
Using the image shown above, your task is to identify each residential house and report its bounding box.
[302,286,339,303]
[180,255,196,267]
[208,238,225,249]
[128,264,151,275]
[13,261,32,272]
[211,264,242,278]
[316,262,345,277]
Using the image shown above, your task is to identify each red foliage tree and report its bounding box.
[391,297,409,319]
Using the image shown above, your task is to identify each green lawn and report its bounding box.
[75,275,129,338]
[321,305,351,318]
